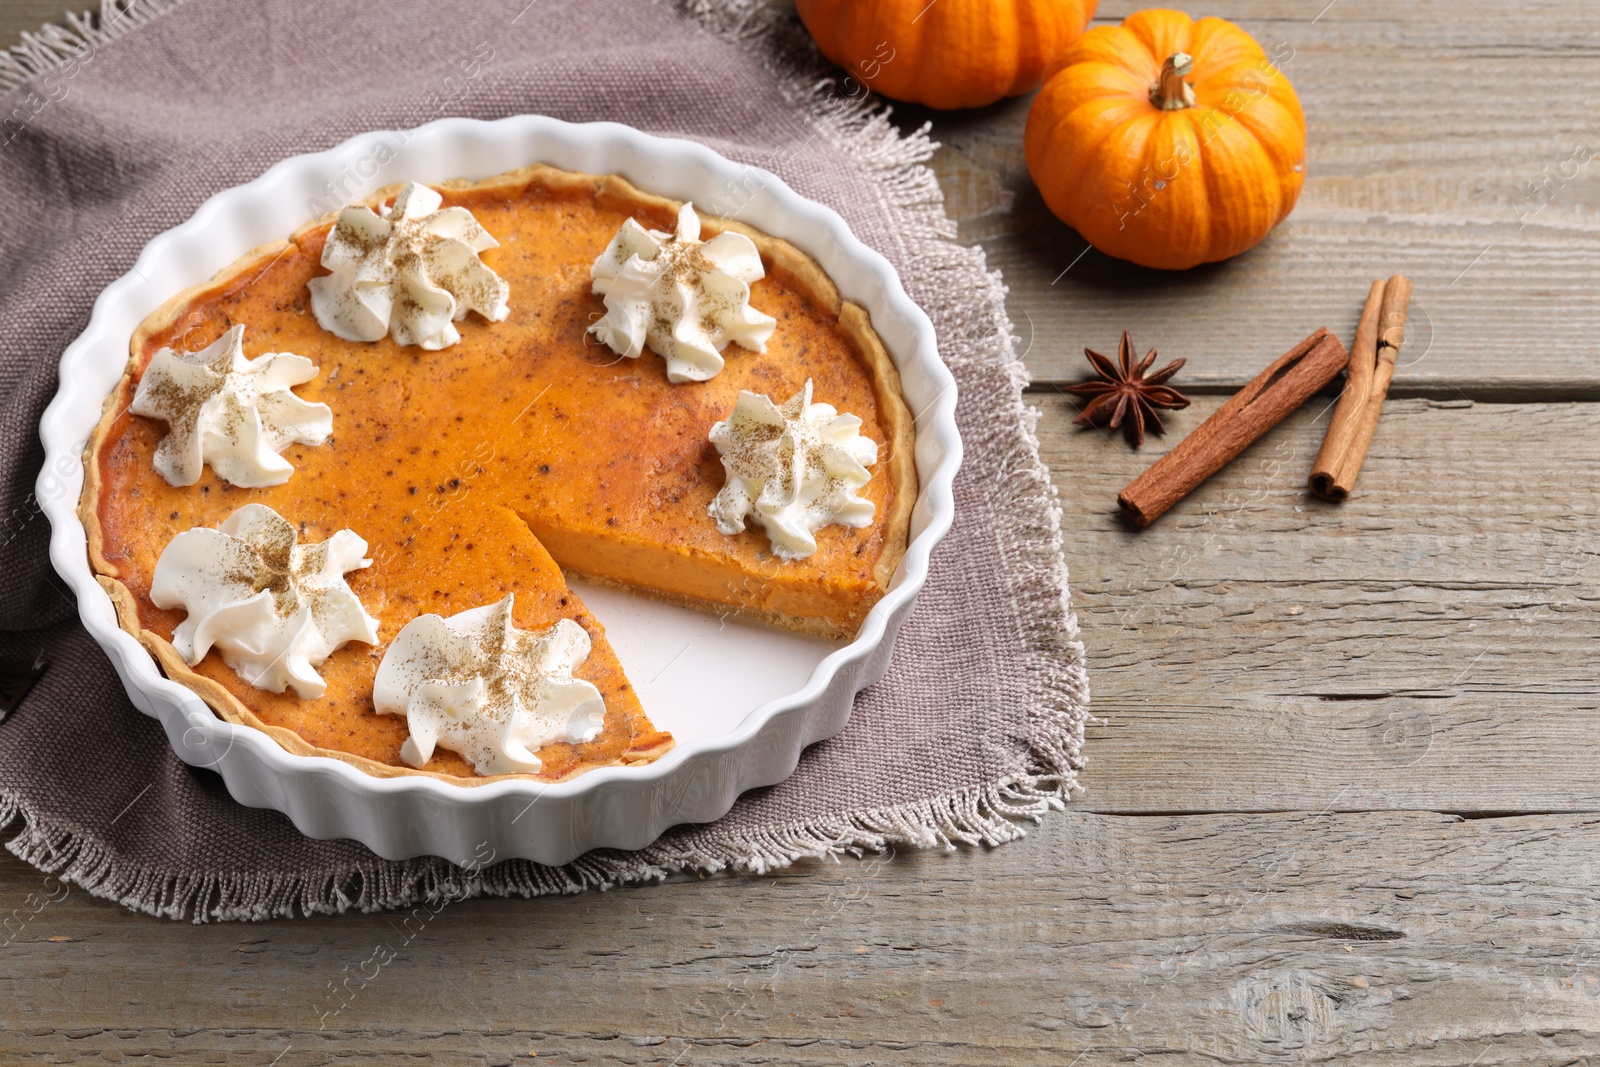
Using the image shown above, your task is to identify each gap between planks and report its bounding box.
[8,810,1600,1065]
[1040,395,1600,816]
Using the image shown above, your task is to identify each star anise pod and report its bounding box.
[1064,331,1190,448]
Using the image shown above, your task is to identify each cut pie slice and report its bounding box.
[89,493,670,782]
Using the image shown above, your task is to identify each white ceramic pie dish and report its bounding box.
[38,115,961,867]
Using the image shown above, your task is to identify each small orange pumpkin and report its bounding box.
[1024,8,1306,270]
[796,0,1098,111]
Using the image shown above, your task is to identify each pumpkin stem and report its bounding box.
[1150,53,1196,111]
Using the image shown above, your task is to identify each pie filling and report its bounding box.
[86,166,914,782]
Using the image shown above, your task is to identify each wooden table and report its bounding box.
[5,2,1599,1063]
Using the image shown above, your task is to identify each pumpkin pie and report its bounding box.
[81,165,916,783]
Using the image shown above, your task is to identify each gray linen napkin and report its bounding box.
[0,0,1089,920]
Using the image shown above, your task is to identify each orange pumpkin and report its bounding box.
[796,0,1098,110]
[1024,8,1306,270]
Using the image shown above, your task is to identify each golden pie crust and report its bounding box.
[81,165,916,783]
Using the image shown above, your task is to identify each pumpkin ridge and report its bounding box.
[1041,1,1104,82]
[1144,114,1211,268]
[1029,105,1113,221]
[1077,112,1169,247]
[1198,119,1283,261]
[1085,27,1161,87]
[1056,59,1152,101]
[797,0,1099,110]
[1190,124,1228,267]
[1006,0,1037,99]
[897,3,932,106]
[1053,24,1134,77]
[936,0,1003,110]
[1049,101,1157,207]
[1122,7,1194,71]
[1186,17,1262,76]
[1231,96,1306,180]
[1026,63,1145,178]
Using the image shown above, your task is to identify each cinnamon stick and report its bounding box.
[1309,275,1411,500]
[1118,328,1350,527]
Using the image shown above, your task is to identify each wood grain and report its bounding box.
[8,810,1600,1064]
[1042,393,1600,812]
[892,2,1600,395]
[0,0,88,52]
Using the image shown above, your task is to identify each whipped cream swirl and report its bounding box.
[589,202,776,383]
[151,504,380,698]
[708,379,878,560]
[373,595,607,776]
[129,325,332,488]
[308,182,510,350]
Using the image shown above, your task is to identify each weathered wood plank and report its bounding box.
[892,1,1600,394]
[1038,394,1600,813]
[0,1,85,52]
[6,810,1600,1064]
